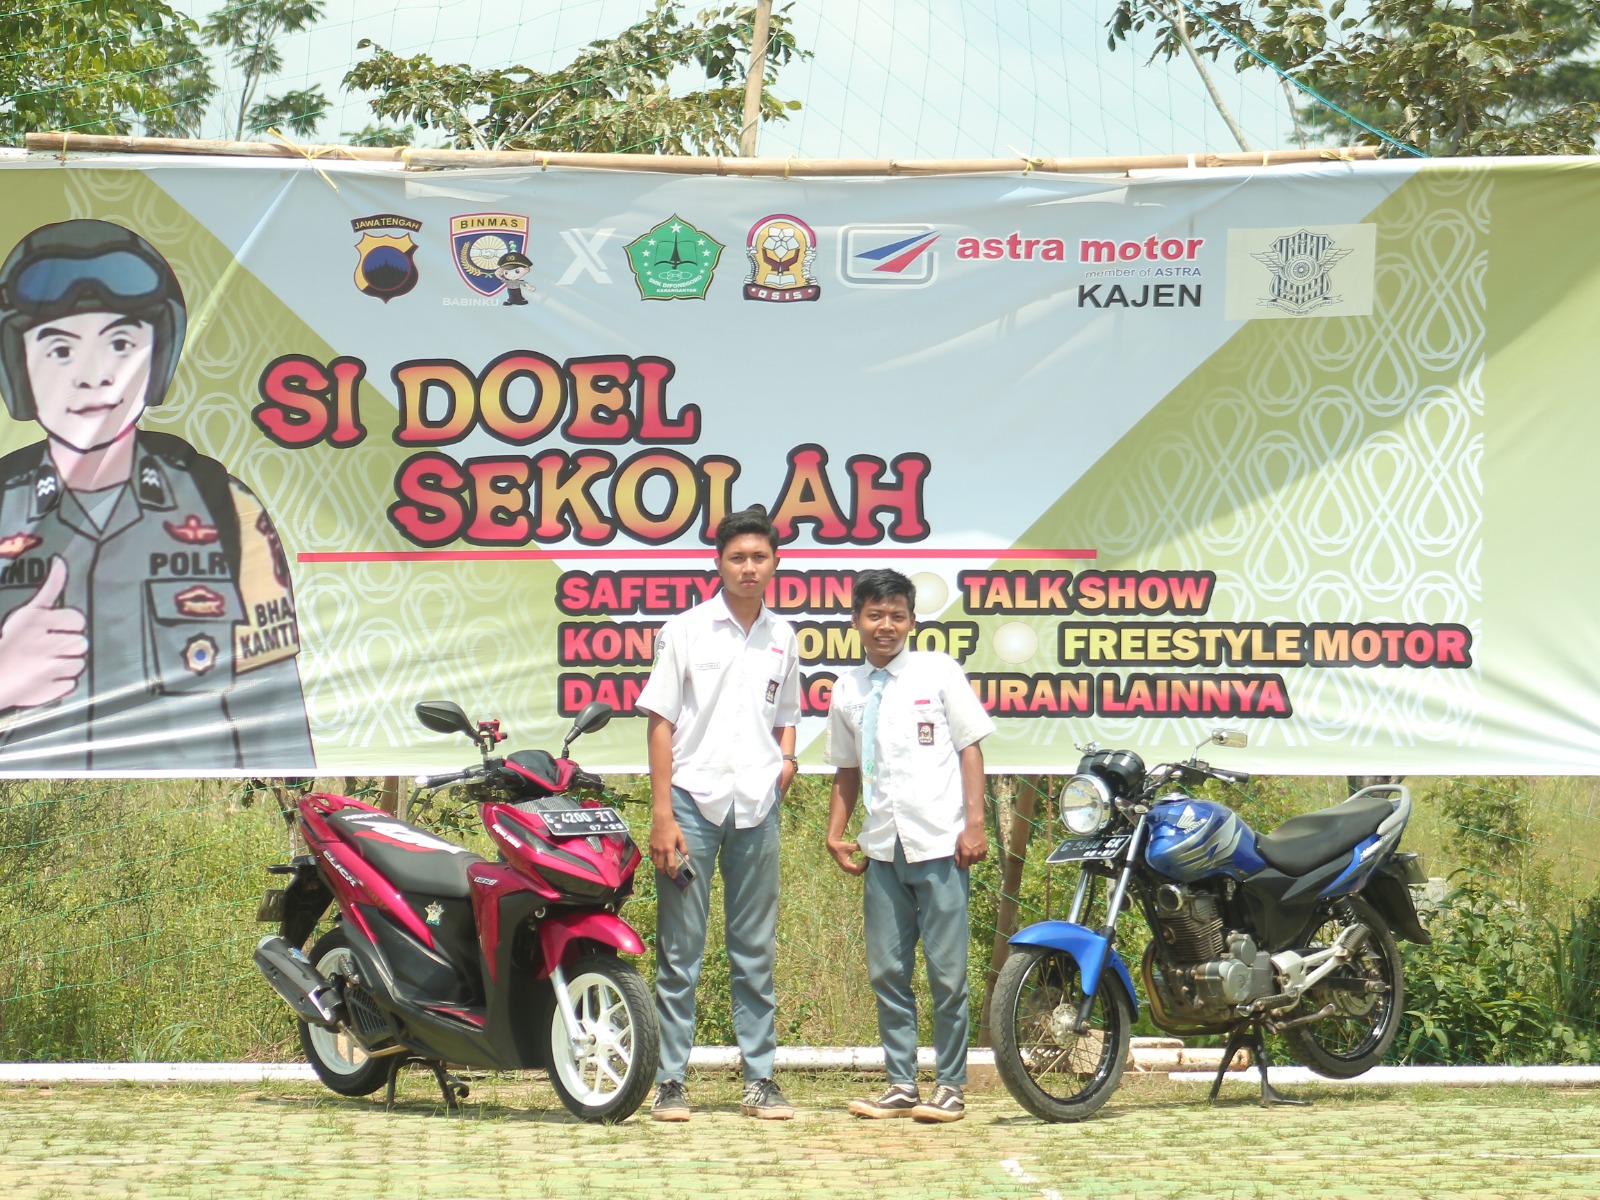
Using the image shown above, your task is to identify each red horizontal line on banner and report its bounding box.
[297,548,1096,563]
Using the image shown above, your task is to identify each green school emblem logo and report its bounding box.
[624,216,723,300]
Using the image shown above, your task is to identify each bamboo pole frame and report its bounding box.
[21,132,1379,176]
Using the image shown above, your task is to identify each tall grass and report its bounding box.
[3,772,1599,1063]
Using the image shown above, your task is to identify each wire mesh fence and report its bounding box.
[2,770,1596,1065]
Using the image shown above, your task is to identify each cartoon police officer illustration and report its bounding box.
[0,218,314,771]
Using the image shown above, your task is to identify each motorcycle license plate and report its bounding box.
[1046,833,1131,865]
[538,807,629,837]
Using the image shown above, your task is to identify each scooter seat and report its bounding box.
[326,811,485,898]
[1254,792,1394,876]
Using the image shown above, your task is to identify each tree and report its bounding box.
[343,123,416,148]
[203,0,328,141]
[1,0,216,143]
[342,0,809,154]
[1106,0,1600,155]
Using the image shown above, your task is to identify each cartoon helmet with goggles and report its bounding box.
[0,219,187,422]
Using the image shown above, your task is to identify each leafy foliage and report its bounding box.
[1106,0,1600,154]
[1399,881,1592,1064]
[203,0,327,141]
[342,0,810,153]
[1,0,216,142]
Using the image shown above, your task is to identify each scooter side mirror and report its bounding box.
[561,701,615,751]
[1210,729,1248,749]
[416,700,477,739]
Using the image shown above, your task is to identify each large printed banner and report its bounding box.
[0,154,1596,775]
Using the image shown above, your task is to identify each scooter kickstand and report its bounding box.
[429,1061,470,1111]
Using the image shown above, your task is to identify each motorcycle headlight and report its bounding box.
[1059,773,1114,836]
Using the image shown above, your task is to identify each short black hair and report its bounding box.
[715,504,779,555]
[852,568,915,614]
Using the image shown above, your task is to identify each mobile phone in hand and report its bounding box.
[671,850,696,890]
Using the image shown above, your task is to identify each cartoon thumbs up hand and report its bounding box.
[0,556,89,710]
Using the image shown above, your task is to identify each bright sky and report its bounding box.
[174,0,1297,157]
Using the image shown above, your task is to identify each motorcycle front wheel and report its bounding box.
[298,927,390,1097]
[992,945,1133,1122]
[1282,895,1404,1078]
[546,951,659,1123]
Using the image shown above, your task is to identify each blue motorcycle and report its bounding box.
[991,731,1430,1121]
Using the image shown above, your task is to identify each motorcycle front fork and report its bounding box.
[1072,815,1148,1033]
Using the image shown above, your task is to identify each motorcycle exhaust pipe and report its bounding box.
[254,935,341,1030]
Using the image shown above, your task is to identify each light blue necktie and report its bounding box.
[860,668,888,789]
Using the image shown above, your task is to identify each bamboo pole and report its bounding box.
[738,0,774,157]
[978,774,1040,1047]
[22,133,404,161]
[22,132,1379,176]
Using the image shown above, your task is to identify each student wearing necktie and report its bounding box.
[824,568,995,1123]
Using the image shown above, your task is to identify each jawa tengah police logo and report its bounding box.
[1252,228,1353,316]
[450,213,532,301]
[744,214,821,303]
[624,216,723,300]
[351,214,422,303]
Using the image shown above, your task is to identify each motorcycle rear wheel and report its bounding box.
[546,951,658,1123]
[1282,895,1404,1078]
[298,927,390,1097]
[992,945,1133,1123]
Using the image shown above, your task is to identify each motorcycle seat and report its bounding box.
[326,811,486,899]
[1254,792,1394,876]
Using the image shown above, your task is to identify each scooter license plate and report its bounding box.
[538,807,629,837]
[1046,832,1131,865]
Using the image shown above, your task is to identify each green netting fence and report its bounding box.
[2,770,1596,1065]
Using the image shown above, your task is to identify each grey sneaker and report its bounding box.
[740,1077,795,1120]
[847,1082,920,1118]
[911,1084,965,1123]
[651,1079,690,1122]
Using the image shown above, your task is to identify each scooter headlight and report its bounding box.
[1059,773,1114,836]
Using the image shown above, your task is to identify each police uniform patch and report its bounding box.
[183,633,219,675]
[231,483,301,673]
[165,514,219,544]
[0,532,41,559]
[175,584,227,617]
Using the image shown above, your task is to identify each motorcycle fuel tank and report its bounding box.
[1145,797,1266,882]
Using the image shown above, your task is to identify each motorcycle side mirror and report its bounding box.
[1210,729,1248,749]
[415,700,477,739]
[562,701,615,750]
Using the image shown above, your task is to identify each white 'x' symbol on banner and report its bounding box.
[558,228,615,284]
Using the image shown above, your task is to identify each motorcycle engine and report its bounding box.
[1147,883,1276,1022]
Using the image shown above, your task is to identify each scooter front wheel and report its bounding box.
[546,951,659,1123]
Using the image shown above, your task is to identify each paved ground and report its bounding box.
[4,1072,1598,1199]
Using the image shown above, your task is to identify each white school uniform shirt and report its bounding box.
[635,592,802,829]
[825,648,996,863]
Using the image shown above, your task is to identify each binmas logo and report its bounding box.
[838,225,939,288]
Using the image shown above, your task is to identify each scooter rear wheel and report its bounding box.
[299,927,389,1097]
[546,951,658,1123]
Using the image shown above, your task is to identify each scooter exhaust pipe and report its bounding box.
[254,935,341,1029]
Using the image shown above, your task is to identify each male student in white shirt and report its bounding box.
[825,567,995,1123]
[636,505,801,1122]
